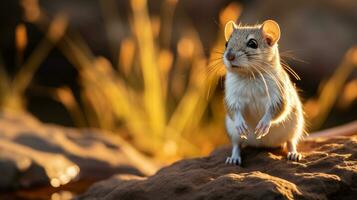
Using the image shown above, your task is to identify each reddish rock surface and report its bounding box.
[79,136,357,200]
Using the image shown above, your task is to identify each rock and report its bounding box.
[79,136,357,200]
[0,112,157,190]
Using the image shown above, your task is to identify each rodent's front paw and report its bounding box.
[234,121,249,135]
[255,118,271,139]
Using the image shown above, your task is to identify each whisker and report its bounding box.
[280,50,307,64]
[251,62,285,96]
[249,56,301,83]
[211,50,225,54]
[206,60,224,76]
[280,60,301,80]
[213,48,225,53]
[260,68,285,95]
[209,57,223,62]
[207,58,223,66]
[252,66,272,106]
[207,66,222,72]
[249,68,256,80]
[211,52,224,55]
[246,52,270,56]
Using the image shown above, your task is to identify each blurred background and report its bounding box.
[0,0,356,197]
[1,0,357,160]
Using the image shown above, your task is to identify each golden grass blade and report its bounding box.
[9,15,68,111]
[15,24,28,52]
[219,2,242,27]
[79,87,102,128]
[58,35,161,152]
[20,0,41,22]
[305,46,357,130]
[158,49,173,100]
[53,87,87,127]
[118,37,135,77]
[167,31,212,136]
[0,57,11,106]
[131,0,166,137]
[13,15,68,94]
[159,0,178,48]
[167,1,242,138]
[15,23,27,66]
[338,79,357,109]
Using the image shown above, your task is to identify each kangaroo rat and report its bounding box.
[223,20,304,165]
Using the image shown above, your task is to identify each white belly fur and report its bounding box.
[224,72,304,148]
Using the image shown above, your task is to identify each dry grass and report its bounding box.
[0,14,68,111]
[305,47,357,130]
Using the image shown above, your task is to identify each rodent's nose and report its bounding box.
[226,52,235,61]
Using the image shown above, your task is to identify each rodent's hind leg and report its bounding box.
[226,142,242,165]
[286,140,302,162]
[225,115,243,165]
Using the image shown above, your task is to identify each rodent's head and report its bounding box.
[223,20,281,73]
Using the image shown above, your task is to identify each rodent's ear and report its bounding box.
[224,20,237,41]
[261,20,280,46]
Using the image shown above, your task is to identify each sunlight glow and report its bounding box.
[51,191,74,200]
[219,2,242,26]
[21,0,41,22]
[15,24,27,52]
[178,37,194,59]
[50,178,61,188]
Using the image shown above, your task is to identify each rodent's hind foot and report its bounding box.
[287,152,302,162]
[225,156,241,165]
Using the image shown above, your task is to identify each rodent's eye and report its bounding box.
[247,39,258,49]
[225,42,228,48]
